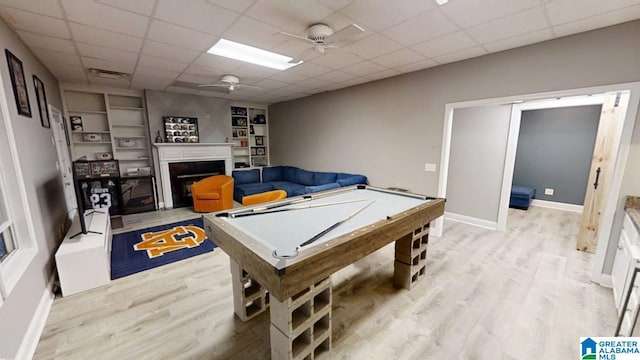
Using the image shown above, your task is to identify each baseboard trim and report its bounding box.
[15,273,55,360]
[444,212,498,230]
[530,199,583,213]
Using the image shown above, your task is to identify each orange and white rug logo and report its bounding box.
[134,225,206,258]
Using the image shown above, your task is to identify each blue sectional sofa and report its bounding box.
[232,166,368,203]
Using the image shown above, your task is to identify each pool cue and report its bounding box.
[233,198,369,218]
[298,200,375,248]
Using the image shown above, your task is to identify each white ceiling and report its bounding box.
[2,0,640,104]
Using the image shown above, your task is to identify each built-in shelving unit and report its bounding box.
[61,84,152,176]
[230,105,269,169]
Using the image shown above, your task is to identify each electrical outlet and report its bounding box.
[424,163,436,172]
[544,188,554,196]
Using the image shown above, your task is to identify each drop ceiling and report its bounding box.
[1,0,639,104]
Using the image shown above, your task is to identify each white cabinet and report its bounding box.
[61,84,152,176]
[55,211,112,297]
[613,212,640,335]
[230,105,269,169]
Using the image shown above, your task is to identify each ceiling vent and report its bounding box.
[88,68,131,80]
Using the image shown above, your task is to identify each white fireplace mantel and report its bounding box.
[154,143,233,209]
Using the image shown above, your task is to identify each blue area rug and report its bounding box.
[111,217,216,280]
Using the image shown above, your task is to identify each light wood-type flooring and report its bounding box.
[34,206,616,359]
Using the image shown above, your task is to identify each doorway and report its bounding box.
[436,82,640,284]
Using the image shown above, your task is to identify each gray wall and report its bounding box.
[447,105,511,222]
[513,106,601,205]
[144,90,231,204]
[269,20,640,275]
[0,19,66,358]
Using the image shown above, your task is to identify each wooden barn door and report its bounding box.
[576,92,630,253]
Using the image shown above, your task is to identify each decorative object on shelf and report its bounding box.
[163,116,198,143]
[83,133,102,142]
[256,147,266,156]
[70,115,83,132]
[96,152,113,160]
[240,140,248,147]
[251,147,257,156]
[33,75,50,128]
[232,129,238,137]
[232,116,247,127]
[252,114,266,124]
[255,136,264,146]
[231,106,247,116]
[126,166,151,176]
[250,125,254,134]
[90,160,119,177]
[237,129,247,137]
[5,49,31,117]
[155,130,162,143]
[118,138,136,147]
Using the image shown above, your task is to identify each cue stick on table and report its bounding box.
[298,200,376,248]
[232,198,369,218]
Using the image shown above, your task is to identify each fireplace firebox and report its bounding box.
[168,160,225,208]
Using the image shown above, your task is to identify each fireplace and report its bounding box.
[169,160,225,208]
[154,143,233,209]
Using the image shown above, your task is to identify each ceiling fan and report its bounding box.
[198,74,260,92]
[279,23,365,63]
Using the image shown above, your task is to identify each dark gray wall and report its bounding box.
[513,106,601,205]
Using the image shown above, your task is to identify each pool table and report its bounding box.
[203,185,445,360]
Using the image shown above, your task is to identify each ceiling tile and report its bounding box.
[15,30,76,53]
[364,68,400,81]
[314,70,358,82]
[138,55,189,72]
[370,48,425,68]
[177,73,220,84]
[155,0,240,35]
[166,86,200,95]
[206,0,255,13]
[341,0,437,31]
[483,28,553,53]
[142,40,201,64]
[184,63,229,77]
[197,89,227,97]
[77,43,138,64]
[286,61,332,77]
[341,60,387,76]
[318,12,370,44]
[131,75,173,90]
[267,71,309,84]
[0,6,70,38]
[338,76,370,86]
[147,20,217,51]
[411,31,478,58]
[308,50,362,69]
[382,9,460,46]
[394,59,438,73]
[553,4,640,36]
[272,39,321,62]
[344,34,403,59]
[135,65,182,80]
[440,0,540,28]
[223,16,287,50]
[0,0,63,17]
[81,57,135,73]
[319,0,353,10]
[297,77,332,89]
[545,0,640,25]
[252,78,289,90]
[244,0,334,34]
[194,54,244,72]
[46,63,87,83]
[61,0,149,37]
[433,46,487,65]
[466,7,548,44]
[96,0,156,16]
[32,48,82,67]
[70,23,143,52]
[88,76,131,88]
[233,63,279,80]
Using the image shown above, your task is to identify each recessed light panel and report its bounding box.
[207,39,301,71]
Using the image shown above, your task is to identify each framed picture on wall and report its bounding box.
[5,49,31,117]
[255,136,264,146]
[33,75,50,128]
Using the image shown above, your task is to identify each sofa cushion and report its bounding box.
[282,166,298,182]
[313,171,337,185]
[233,169,260,185]
[296,169,315,186]
[336,173,368,187]
[267,181,306,197]
[262,166,283,182]
[196,192,220,200]
[233,183,274,203]
[305,182,340,194]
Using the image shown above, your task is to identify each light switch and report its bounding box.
[424,163,437,172]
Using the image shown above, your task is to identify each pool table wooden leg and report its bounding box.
[269,277,332,360]
[393,222,429,290]
[229,259,270,321]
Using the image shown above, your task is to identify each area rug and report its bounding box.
[111,217,216,280]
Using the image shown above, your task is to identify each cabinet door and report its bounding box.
[612,229,633,311]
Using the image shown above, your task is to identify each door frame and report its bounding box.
[49,105,76,218]
[435,81,640,286]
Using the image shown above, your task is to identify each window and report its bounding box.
[0,183,16,262]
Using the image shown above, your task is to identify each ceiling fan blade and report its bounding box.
[327,45,363,60]
[276,31,315,44]
[325,24,364,44]
[288,47,317,63]
[236,84,262,90]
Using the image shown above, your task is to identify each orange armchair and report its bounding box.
[191,175,234,213]
[242,190,287,206]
